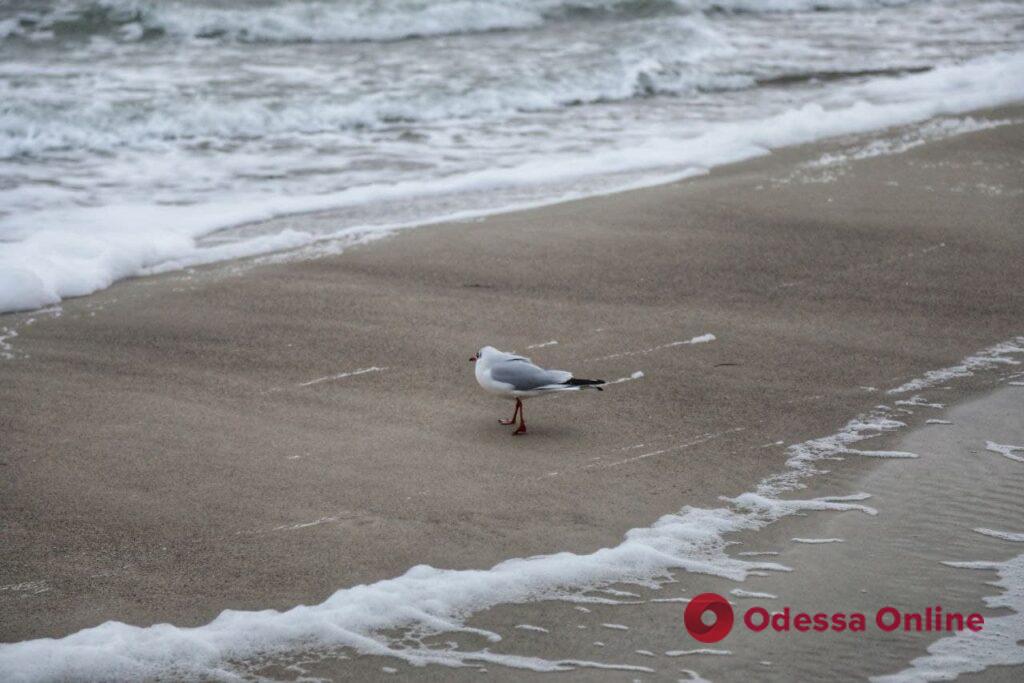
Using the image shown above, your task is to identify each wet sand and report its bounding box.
[325,384,1024,682]
[2,107,1023,677]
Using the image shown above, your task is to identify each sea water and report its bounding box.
[1,0,1023,313]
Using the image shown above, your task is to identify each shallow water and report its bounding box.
[689,384,1024,681]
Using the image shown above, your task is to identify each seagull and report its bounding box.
[470,345,605,435]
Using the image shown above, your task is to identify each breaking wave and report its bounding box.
[0,0,914,45]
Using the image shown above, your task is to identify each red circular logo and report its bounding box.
[684,593,734,643]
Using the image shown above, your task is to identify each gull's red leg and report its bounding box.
[513,401,527,435]
[500,398,521,425]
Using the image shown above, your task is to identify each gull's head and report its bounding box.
[469,345,499,364]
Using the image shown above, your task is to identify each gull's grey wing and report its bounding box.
[490,359,571,391]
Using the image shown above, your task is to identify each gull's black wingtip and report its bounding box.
[563,377,606,391]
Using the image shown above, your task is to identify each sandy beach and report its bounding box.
[2,106,1023,679]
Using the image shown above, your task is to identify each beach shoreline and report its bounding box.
[324,383,1024,682]
[2,107,1023,679]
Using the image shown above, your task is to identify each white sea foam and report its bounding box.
[888,337,1024,394]
[974,529,1024,543]
[666,648,732,656]
[0,305,61,359]
[753,410,909,497]
[874,551,1024,683]
[0,326,17,360]
[841,448,919,459]
[730,589,777,599]
[894,395,944,409]
[0,581,50,596]
[680,668,714,683]
[803,116,1016,172]
[984,441,1024,463]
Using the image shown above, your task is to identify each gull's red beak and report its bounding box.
[469,356,476,362]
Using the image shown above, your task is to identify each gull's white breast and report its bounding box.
[475,363,516,397]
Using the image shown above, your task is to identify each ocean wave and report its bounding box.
[0,0,914,45]
[5,61,952,160]
[1,50,1021,315]
[0,47,749,158]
